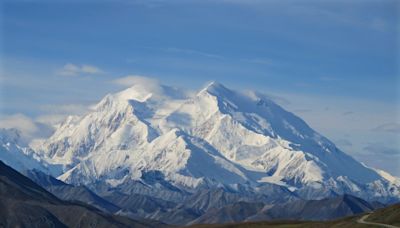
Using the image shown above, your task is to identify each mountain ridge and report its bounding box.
[0,160,159,227]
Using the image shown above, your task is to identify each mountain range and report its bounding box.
[1,81,399,225]
[0,160,160,227]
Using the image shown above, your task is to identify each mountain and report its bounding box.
[141,185,297,225]
[249,194,377,221]
[100,190,178,220]
[188,194,378,225]
[0,160,160,227]
[24,169,120,213]
[0,128,50,173]
[27,81,399,204]
[190,201,265,225]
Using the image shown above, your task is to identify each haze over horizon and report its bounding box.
[0,0,399,176]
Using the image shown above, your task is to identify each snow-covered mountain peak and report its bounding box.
[116,82,188,102]
[93,81,189,115]
[12,80,399,203]
[93,85,157,112]
[115,85,154,102]
[199,81,231,96]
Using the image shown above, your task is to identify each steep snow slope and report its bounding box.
[30,81,399,202]
[189,83,380,184]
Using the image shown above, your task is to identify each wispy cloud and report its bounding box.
[111,75,191,99]
[372,122,400,134]
[0,114,38,136]
[161,47,224,59]
[241,58,274,66]
[335,138,353,148]
[0,103,93,141]
[370,18,388,31]
[39,103,89,115]
[342,111,354,116]
[0,114,54,141]
[221,1,393,33]
[294,82,312,88]
[253,92,291,106]
[363,142,400,157]
[112,75,159,87]
[36,114,69,127]
[57,63,104,76]
[36,103,93,128]
[319,76,340,82]
[293,109,312,113]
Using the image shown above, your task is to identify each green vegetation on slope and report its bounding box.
[189,203,400,228]
[188,215,370,228]
[366,203,400,226]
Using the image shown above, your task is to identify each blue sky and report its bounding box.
[0,0,399,175]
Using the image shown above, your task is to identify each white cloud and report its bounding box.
[111,75,191,100]
[0,114,54,141]
[112,75,159,87]
[0,103,93,141]
[0,114,38,136]
[112,75,164,98]
[58,63,104,76]
[81,65,103,74]
[36,114,70,126]
[36,103,92,127]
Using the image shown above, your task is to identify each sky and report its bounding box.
[0,0,399,175]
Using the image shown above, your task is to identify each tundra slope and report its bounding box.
[21,81,400,203]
